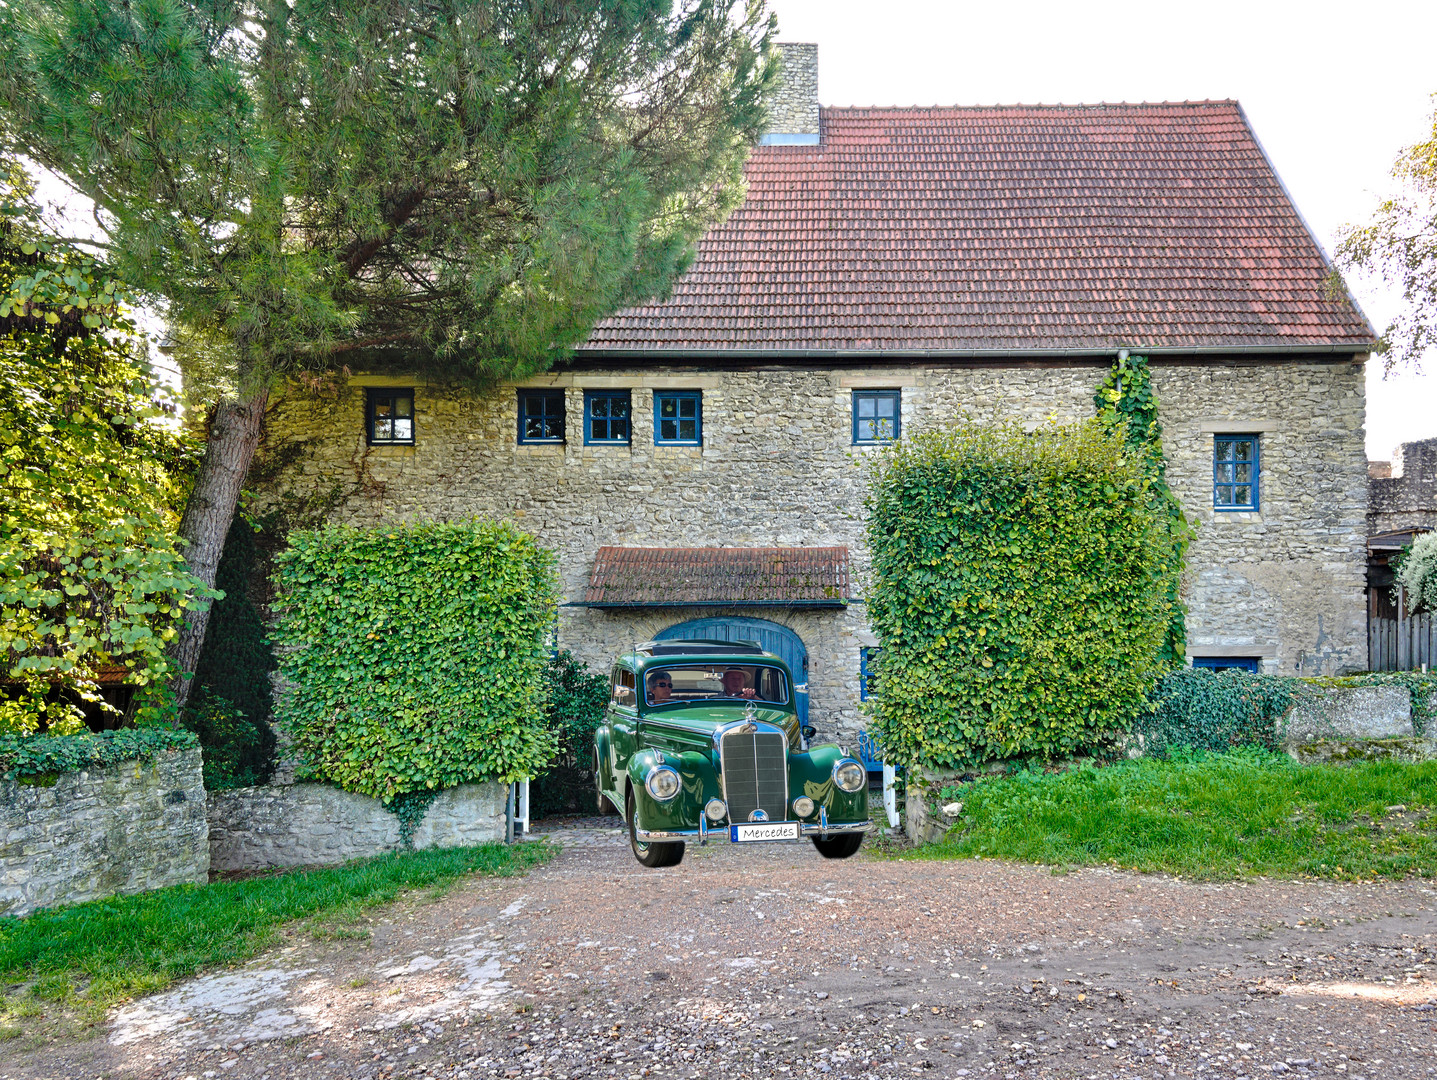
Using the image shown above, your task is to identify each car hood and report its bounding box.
[640,704,796,734]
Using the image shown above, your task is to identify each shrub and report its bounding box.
[272,519,558,801]
[182,519,277,789]
[0,224,213,733]
[864,420,1174,768]
[1133,667,1293,754]
[1396,531,1437,613]
[529,649,610,818]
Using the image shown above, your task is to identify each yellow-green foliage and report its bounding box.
[864,420,1174,767]
[0,213,212,733]
[272,520,559,800]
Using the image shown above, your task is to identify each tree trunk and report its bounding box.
[169,386,270,710]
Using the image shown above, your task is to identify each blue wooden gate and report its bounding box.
[655,617,810,726]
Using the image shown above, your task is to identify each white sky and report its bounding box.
[774,0,1437,460]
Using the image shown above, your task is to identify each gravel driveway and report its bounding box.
[6,821,1437,1080]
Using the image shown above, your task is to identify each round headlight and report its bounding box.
[704,798,728,822]
[645,766,681,802]
[833,760,866,793]
[792,795,815,818]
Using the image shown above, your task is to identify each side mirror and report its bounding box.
[801,725,817,741]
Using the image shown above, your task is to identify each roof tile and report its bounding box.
[583,103,1372,353]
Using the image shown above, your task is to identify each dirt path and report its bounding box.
[5,823,1437,1080]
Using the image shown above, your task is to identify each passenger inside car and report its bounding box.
[643,664,788,706]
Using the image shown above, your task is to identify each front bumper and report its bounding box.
[636,814,873,845]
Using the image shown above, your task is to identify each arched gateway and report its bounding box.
[654,617,810,726]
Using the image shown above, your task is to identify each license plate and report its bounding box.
[730,821,800,843]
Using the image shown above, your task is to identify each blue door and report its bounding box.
[655,617,810,726]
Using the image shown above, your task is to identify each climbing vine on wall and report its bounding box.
[1094,353,1192,667]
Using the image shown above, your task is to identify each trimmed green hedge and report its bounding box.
[272,519,558,801]
[0,728,197,781]
[864,420,1176,768]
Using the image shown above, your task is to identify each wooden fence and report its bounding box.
[1369,610,1435,672]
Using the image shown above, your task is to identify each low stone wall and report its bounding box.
[207,775,508,872]
[0,748,208,918]
[1281,686,1415,747]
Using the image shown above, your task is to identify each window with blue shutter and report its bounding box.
[853,390,900,444]
[654,390,702,446]
[517,390,565,444]
[584,390,631,445]
[1213,435,1259,510]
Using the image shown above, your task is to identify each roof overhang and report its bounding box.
[571,343,1374,363]
[576,546,851,610]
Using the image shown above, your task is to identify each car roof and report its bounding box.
[619,640,791,675]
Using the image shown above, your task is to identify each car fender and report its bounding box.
[626,749,720,832]
[788,743,868,823]
[593,725,614,789]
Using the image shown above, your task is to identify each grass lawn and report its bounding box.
[0,841,554,1037]
[914,750,1437,881]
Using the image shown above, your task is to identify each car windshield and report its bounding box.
[645,664,789,706]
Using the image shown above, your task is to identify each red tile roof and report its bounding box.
[583,102,1373,355]
[581,547,850,607]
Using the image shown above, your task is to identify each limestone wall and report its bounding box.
[253,356,1370,741]
[0,748,208,917]
[1152,360,1369,675]
[1369,436,1437,535]
[207,777,508,872]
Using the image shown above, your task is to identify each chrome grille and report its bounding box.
[720,729,788,822]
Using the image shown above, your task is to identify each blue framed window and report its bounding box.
[366,388,414,445]
[1192,656,1261,674]
[853,390,900,444]
[860,647,882,700]
[654,390,702,445]
[1213,435,1259,510]
[517,390,565,444]
[584,390,631,445]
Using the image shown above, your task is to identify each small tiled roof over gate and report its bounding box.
[583,102,1374,355]
[580,547,851,608]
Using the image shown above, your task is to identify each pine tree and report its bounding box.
[0,0,775,704]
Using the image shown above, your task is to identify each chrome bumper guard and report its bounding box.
[637,811,873,845]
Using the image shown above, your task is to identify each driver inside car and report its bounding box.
[647,670,673,703]
[721,667,758,700]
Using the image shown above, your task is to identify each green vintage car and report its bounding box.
[594,639,871,867]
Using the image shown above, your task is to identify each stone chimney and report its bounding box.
[761,42,820,145]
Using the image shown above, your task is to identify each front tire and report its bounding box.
[811,833,864,859]
[627,788,684,868]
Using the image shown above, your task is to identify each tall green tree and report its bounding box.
[0,173,212,732]
[1335,96,1437,372]
[0,0,775,705]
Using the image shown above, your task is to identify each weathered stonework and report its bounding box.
[207,776,508,872]
[0,748,208,917]
[1369,436,1437,535]
[253,356,1370,744]
[766,43,820,138]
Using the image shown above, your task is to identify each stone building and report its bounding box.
[255,44,1376,741]
[1369,436,1437,538]
[1366,436,1436,670]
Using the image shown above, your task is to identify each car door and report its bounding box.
[608,666,640,795]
